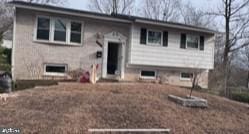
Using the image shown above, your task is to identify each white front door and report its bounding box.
[102,32,126,80]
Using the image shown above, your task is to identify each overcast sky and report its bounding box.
[68,0,220,11]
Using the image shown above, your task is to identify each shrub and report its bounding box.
[67,68,85,81]
[231,92,249,104]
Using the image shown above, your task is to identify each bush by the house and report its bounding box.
[231,92,249,104]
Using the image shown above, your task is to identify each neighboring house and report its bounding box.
[10,1,215,88]
[1,29,13,49]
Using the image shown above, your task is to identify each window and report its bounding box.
[54,19,67,42]
[147,30,162,45]
[35,16,83,45]
[140,70,156,79]
[37,17,50,40]
[44,64,67,76]
[180,73,193,80]
[70,22,82,43]
[186,35,199,49]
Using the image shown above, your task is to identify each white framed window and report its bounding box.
[36,16,50,41]
[186,35,199,49]
[53,18,67,42]
[147,30,162,46]
[140,70,157,79]
[44,64,68,76]
[180,72,193,81]
[70,21,82,44]
[35,16,83,45]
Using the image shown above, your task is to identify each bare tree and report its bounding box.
[88,0,135,15]
[143,0,181,22]
[180,2,216,28]
[189,69,203,97]
[22,0,67,5]
[0,0,13,33]
[208,0,249,96]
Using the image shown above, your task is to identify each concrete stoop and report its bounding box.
[168,95,208,108]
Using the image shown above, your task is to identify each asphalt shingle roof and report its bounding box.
[9,1,216,34]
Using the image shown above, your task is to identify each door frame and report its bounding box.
[102,31,127,79]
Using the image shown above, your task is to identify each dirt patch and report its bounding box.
[0,83,248,134]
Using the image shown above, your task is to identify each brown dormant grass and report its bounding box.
[0,83,248,134]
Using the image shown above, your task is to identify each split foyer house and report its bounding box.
[10,1,215,88]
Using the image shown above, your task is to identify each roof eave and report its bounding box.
[10,3,133,24]
[135,19,216,34]
[9,1,217,34]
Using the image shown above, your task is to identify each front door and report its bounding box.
[107,42,119,75]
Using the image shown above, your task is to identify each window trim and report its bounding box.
[146,29,163,46]
[140,70,157,79]
[69,20,83,45]
[34,15,84,46]
[44,63,68,76]
[52,17,68,43]
[34,15,51,42]
[186,34,200,50]
[180,72,193,81]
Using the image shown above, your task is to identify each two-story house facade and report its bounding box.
[10,1,215,88]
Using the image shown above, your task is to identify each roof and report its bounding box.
[9,1,216,34]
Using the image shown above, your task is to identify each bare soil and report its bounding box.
[0,83,249,134]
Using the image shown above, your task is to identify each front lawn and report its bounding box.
[0,83,248,133]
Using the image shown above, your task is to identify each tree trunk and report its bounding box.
[190,75,196,97]
[223,0,231,97]
[247,70,249,88]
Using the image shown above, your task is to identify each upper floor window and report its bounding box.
[54,19,67,42]
[147,30,162,45]
[37,17,50,40]
[186,35,199,49]
[35,16,83,45]
[70,22,82,43]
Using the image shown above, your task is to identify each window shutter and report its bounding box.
[200,36,205,51]
[140,28,147,44]
[163,31,168,47]
[180,34,186,49]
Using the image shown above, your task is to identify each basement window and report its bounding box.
[44,64,67,76]
[140,70,156,79]
[180,73,193,80]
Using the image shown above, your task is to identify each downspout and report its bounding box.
[11,7,16,81]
